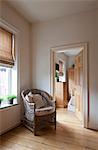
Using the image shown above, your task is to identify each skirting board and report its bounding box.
[0,121,21,135]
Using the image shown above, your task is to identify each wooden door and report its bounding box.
[74,51,83,121]
[55,81,64,108]
[55,81,67,108]
[68,68,75,100]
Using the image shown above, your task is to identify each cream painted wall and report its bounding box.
[0,1,31,134]
[31,10,98,129]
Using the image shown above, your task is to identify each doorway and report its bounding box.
[50,42,89,128]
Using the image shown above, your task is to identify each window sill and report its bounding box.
[0,103,19,110]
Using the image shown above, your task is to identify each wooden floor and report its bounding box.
[0,108,98,150]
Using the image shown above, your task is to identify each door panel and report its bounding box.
[75,51,83,121]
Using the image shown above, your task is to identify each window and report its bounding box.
[0,27,17,108]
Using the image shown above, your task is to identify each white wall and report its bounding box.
[0,105,21,135]
[31,10,98,130]
[0,1,31,134]
[67,56,75,68]
[56,53,67,63]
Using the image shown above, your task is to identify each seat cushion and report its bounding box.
[25,93,45,109]
[25,94,33,103]
[35,106,55,116]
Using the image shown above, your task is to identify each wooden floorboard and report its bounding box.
[0,109,98,150]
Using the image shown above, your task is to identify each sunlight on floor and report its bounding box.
[57,108,82,126]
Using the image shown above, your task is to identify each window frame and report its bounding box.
[0,66,17,108]
[0,19,20,108]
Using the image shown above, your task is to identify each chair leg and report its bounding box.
[34,116,37,136]
[34,116,40,136]
[34,129,37,136]
[54,111,56,130]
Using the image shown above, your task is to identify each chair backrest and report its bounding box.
[21,89,31,112]
[21,89,31,100]
[21,89,53,107]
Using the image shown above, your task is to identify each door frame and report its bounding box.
[50,42,89,128]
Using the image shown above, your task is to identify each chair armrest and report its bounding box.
[50,99,56,107]
[51,100,56,103]
[28,102,35,106]
[28,102,36,110]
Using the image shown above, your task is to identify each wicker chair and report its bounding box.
[21,89,56,135]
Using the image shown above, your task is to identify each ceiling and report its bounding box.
[63,47,82,56]
[5,0,98,23]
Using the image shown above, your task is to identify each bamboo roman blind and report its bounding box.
[0,27,15,66]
